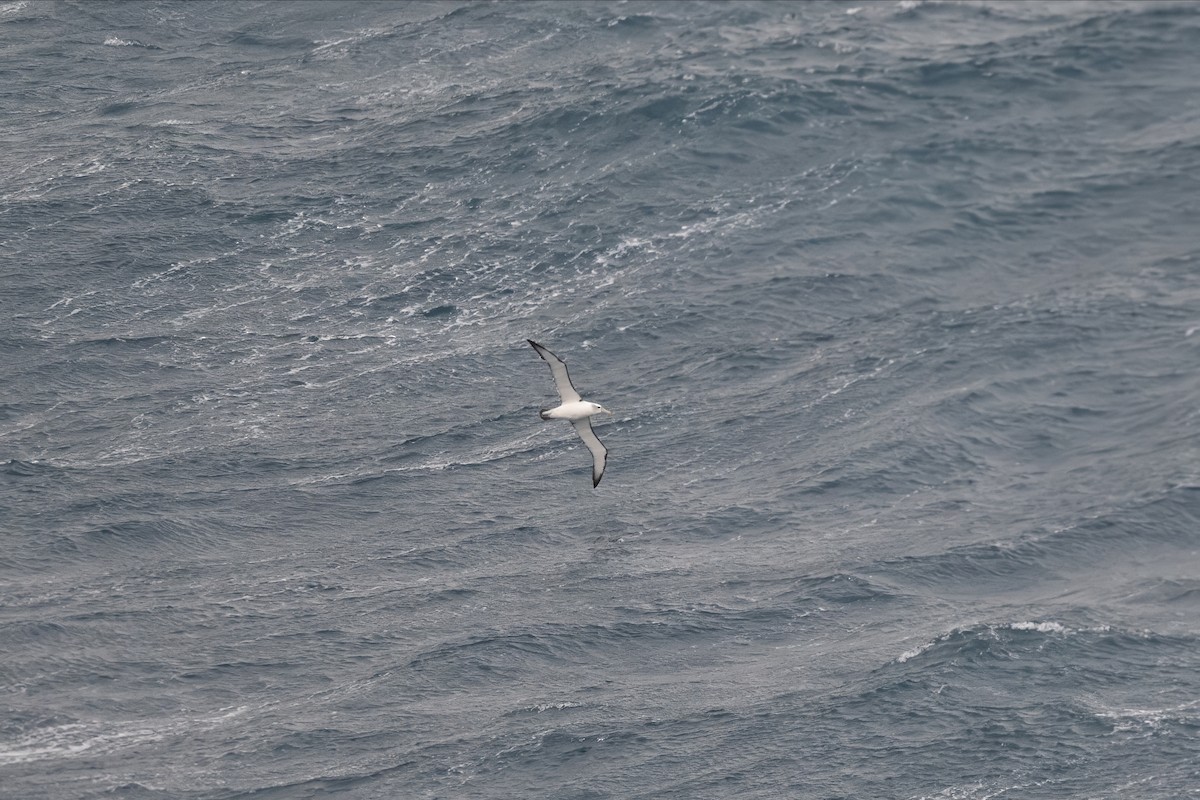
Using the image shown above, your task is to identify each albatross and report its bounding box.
[527,339,612,487]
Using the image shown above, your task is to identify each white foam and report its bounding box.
[897,620,1073,663]
[524,701,583,713]
[1093,699,1200,732]
[896,640,935,663]
[0,721,161,765]
[0,704,252,767]
[1008,621,1066,634]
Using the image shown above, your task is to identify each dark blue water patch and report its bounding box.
[378,424,496,468]
[885,622,1200,690]
[0,619,74,646]
[77,518,218,555]
[99,784,185,800]
[1121,578,1200,608]
[231,207,298,226]
[874,538,1059,594]
[731,629,1199,795]
[70,334,181,351]
[227,32,317,51]
[671,503,786,542]
[420,586,481,604]
[404,630,577,688]
[0,512,253,575]
[603,13,663,32]
[796,571,899,606]
[606,570,902,640]
[0,534,82,571]
[404,610,752,692]
[98,100,144,116]
[872,485,1200,594]
[421,303,457,319]
[702,571,903,617]
[199,754,424,800]
[3,458,64,478]
[489,726,656,791]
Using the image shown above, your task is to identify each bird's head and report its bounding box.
[591,403,613,416]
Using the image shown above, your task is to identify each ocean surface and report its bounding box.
[2,1,1199,797]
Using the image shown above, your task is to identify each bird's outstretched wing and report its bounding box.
[528,339,581,404]
[571,417,608,488]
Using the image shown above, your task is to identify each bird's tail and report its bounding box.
[539,407,552,420]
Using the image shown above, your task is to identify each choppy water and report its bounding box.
[2,1,1199,797]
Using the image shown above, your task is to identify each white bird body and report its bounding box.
[541,400,608,421]
[527,339,613,487]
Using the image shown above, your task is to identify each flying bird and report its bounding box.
[527,339,613,487]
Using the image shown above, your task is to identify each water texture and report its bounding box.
[2,1,1198,798]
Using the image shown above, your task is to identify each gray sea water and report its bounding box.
[2,1,1199,798]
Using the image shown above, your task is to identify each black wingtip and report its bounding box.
[528,339,563,363]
